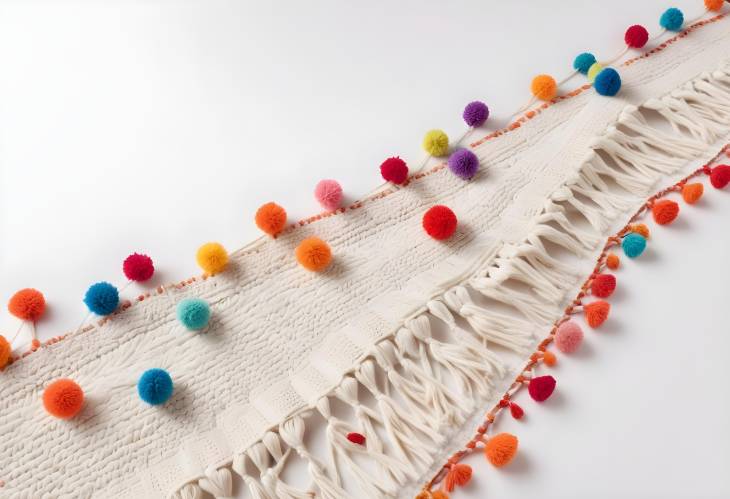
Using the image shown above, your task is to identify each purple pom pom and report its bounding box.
[448,149,479,180]
[462,101,489,127]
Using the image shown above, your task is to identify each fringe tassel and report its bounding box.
[232,452,271,499]
[260,432,314,499]
[198,467,234,499]
[173,484,204,499]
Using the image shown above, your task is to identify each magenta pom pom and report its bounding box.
[447,149,479,180]
[380,157,409,184]
[314,179,343,211]
[463,101,489,127]
[555,320,584,354]
[123,253,155,282]
[625,25,649,48]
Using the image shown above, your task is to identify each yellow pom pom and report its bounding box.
[196,242,229,275]
[0,335,11,369]
[587,62,603,83]
[422,129,449,157]
[530,74,557,101]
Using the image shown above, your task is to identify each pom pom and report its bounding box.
[462,101,489,127]
[652,199,679,225]
[528,375,556,402]
[591,273,616,298]
[255,202,287,237]
[447,149,479,180]
[43,379,84,419]
[660,7,684,32]
[346,432,366,445]
[705,0,724,12]
[624,25,649,48]
[422,130,449,157]
[196,242,228,275]
[530,74,557,101]
[485,433,519,467]
[606,253,620,270]
[123,253,154,282]
[594,68,621,96]
[555,320,584,354]
[422,205,458,240]
[431,492,449,499]
[380,157,409,184]
[137,368,174,405]
[314,180,343,211]
[622,233,647,258]
[509,402,524,419]
[295,237,332,272]
[585,300,610,328]
[444,463,472,492]
[0,335,11,369]
[8,288,46,322]
[681,183,703,204]
[542,350,557,366]
[176,298,210,331]
[573,52,596,74]
[710,165,730,189]
[83,282,119,316]
[587,62,603,83]
[629,223,650,239]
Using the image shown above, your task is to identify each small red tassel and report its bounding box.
[444,463,472,492]
[346,432,366,445]
[509,402,524,419]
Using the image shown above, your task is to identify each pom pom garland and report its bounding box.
[528,375,556,402]
[705,0,724,12]
[0,335,11,369]
[484,433,519,467]
[123,253,155,282]
[176,298,211,331]
[530,74,557,101]
[196,242,228,275]
[681,183,704,204]
[380,157,409,184]
[660,7,684,32]
[622,233,647,258]
[573,52,596,74]
[295,237,332,272]
[462,101,489,127]
[444,463,472,492]
[652,199,679,225]
[625,25,649,48]
[555,320,584,354]
[591,273,616,298]
[314,180,343,211]
[422,129,449,157]
[606,253,620,270]
[584,300,610,328]
[447,149,479,180]
[137,368,174,405]
[594,68,622,96]
[83,282,119,316]
[422,205,458,240]
[709,165,730,189]
[43,379,84,419]
[255,202,288,237]
[8,288,46,322]
[587,62,603,83]
[346,432,366,445]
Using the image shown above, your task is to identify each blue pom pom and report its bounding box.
[594,68,622,96]
[83,281,119,315]
[176,298,210,330]
[660,8,684,32]
[622,233,647,258]
[137,368,174,405]
[573,52,596,75]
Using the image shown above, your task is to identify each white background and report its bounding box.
[1,1,729,498]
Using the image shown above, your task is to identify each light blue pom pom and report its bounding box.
[83,281,119,315]
[594,68,622,96]
[622,233,647,258]
[137,368,174,405]
[176,298,210,330]
[660,8,684,32]
[573,52,596,75]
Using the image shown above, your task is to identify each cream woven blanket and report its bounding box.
[2,14,730,499]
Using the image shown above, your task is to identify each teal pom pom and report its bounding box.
[573,53,596,74]
[176,298,210,330]
[660,8,683,32]
[622,233,647,258]
[83,281,119,315]
[594,68,622,96]
[137,368,173,405]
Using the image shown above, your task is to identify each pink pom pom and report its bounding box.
[555,321,584,354]
[123,253,155,282]
[314,179,343,211]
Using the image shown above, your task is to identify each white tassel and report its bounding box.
[232,453,271,499]
[172,484,203,499]
[260,432,314,499]
[470,276,556,324]
[198,467,235,499]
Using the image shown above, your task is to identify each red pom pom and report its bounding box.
[380,157,409,184]
[585,300,610,328]
[422,205,458,240]
[8,288,46,322]
[528,375,556,402]
[710,165,730,189]
[509,402,524,419]
[625,25,649,48]
[591,273,616,298]
[346,432,366,445]
[652,199,679,225]
[123,253,155,282]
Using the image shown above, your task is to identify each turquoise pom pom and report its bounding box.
[660,8,684,31]
[137,368,173,405]
[622,233,647,258]
[176,298,210,330]
[573,53,596,74]
[83,281,119,315]
[594,68,622,96]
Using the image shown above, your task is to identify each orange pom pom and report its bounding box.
[0,335,11,369]
[43,379,84,419]
[444,463,472,492]
[255,202,287,236]
[485,432,519,467]
[652,199,679,225]
[295,237,332,272]
[531,74,558,101]
[432,491,449,499]
[606,253,620,270]
[8,288,46,322]
[629,223,650,239]
[542,350,557,366]
[681,183,703,204]
[705,0,724,12]
[585,300,610,328]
